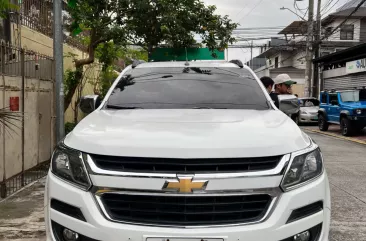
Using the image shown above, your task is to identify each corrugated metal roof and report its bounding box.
[339,0,366,10]
[278,21,309,35]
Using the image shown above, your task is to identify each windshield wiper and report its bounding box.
[106,105,143,110]
[183,67,212,75]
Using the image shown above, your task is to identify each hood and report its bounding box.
[64,109,311,158]
[342,101,366,108]
[300,106,319,113]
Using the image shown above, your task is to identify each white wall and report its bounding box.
[324,18,361,42]
[280,52,293,67]
[254,65,270,78]
[292,51,306,69]
[323,67,347,79]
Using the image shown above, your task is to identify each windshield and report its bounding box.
[106,67,269,110]
[340,90,366,102]
[299,98,320,107]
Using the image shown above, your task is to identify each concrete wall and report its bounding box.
[280,52,293,67]
[0,76,54,180]
[254,65,270,78]
[292,84,305,98]
[19,25,100,123]
[323,67,347,79]
[292,51,306,69]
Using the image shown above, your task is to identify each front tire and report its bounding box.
[319,114,329,131]
[341,117,355,136]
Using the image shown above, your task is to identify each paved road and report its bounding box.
[1,132,366,241]
[0,179,45,241]
[306,132,366,241]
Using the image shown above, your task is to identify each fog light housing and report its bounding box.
[293,230,310,241]
[63,228,79,241]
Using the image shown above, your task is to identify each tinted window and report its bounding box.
[106,67,269,110]
[329,94,339,105]
[321,93,328,104]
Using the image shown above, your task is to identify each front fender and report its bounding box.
[318,108,328,120]
[340,110,351,116]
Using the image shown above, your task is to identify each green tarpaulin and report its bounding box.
[149,48,225,62]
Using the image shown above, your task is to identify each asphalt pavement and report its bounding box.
[0,132,365,241]
[306,131,366,241]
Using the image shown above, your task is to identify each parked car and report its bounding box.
[45,60,330,241]
[294,97,320,124]
[318,89,366,136]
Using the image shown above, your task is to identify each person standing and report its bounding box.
[260,76,279,108]
[274,74,297,95]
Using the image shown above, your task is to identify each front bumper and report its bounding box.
[299,113,318,123]
[44,171,331,241]
[348,115,366,122]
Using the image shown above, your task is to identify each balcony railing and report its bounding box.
[16,0,87,52]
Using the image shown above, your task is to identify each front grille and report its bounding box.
[90,155,282,173]
[100,193,272,226]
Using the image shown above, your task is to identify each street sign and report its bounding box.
[149,48,225,62]
[346,58,366,74]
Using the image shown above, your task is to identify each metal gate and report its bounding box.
[0,42,55,199]
[324,73,366,90]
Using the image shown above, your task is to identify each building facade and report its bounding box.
[253,2,366,97]
[313,43,366,90]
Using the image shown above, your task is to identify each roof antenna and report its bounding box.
[184,47,189,66]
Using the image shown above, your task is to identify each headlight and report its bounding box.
[281,147,323,191]
[51,144,91,190]
[300,110,308,114]
[355,109,362,115]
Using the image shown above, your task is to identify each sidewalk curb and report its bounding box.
[303,128,366,145]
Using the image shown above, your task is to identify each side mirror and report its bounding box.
[79,95,101,114]
[331,100,338,106]
[278,94,300,115]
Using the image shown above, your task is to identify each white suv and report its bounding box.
[45,60,330,241]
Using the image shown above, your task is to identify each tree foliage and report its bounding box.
[0,0,18,18]
[123,0,238,54]
[65,0,237,112]
[94,43,148,97]
[64,0,127,111]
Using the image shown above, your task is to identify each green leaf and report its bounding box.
[71,26,82,36]
[68,0,77,9]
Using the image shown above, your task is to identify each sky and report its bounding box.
[202,0,351,61]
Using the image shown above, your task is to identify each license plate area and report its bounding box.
[147,238,224,241]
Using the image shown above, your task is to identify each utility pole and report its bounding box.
[250,41,253,69]
[304,0,314,97]
[53,0,65,142]
[313,0,322,98]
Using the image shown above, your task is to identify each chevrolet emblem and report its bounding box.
[162,176,208,193]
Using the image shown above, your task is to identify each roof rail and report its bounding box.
[132,60,146,69]
[229,59,244,68]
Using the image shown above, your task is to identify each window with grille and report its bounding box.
[340,25,354,40]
